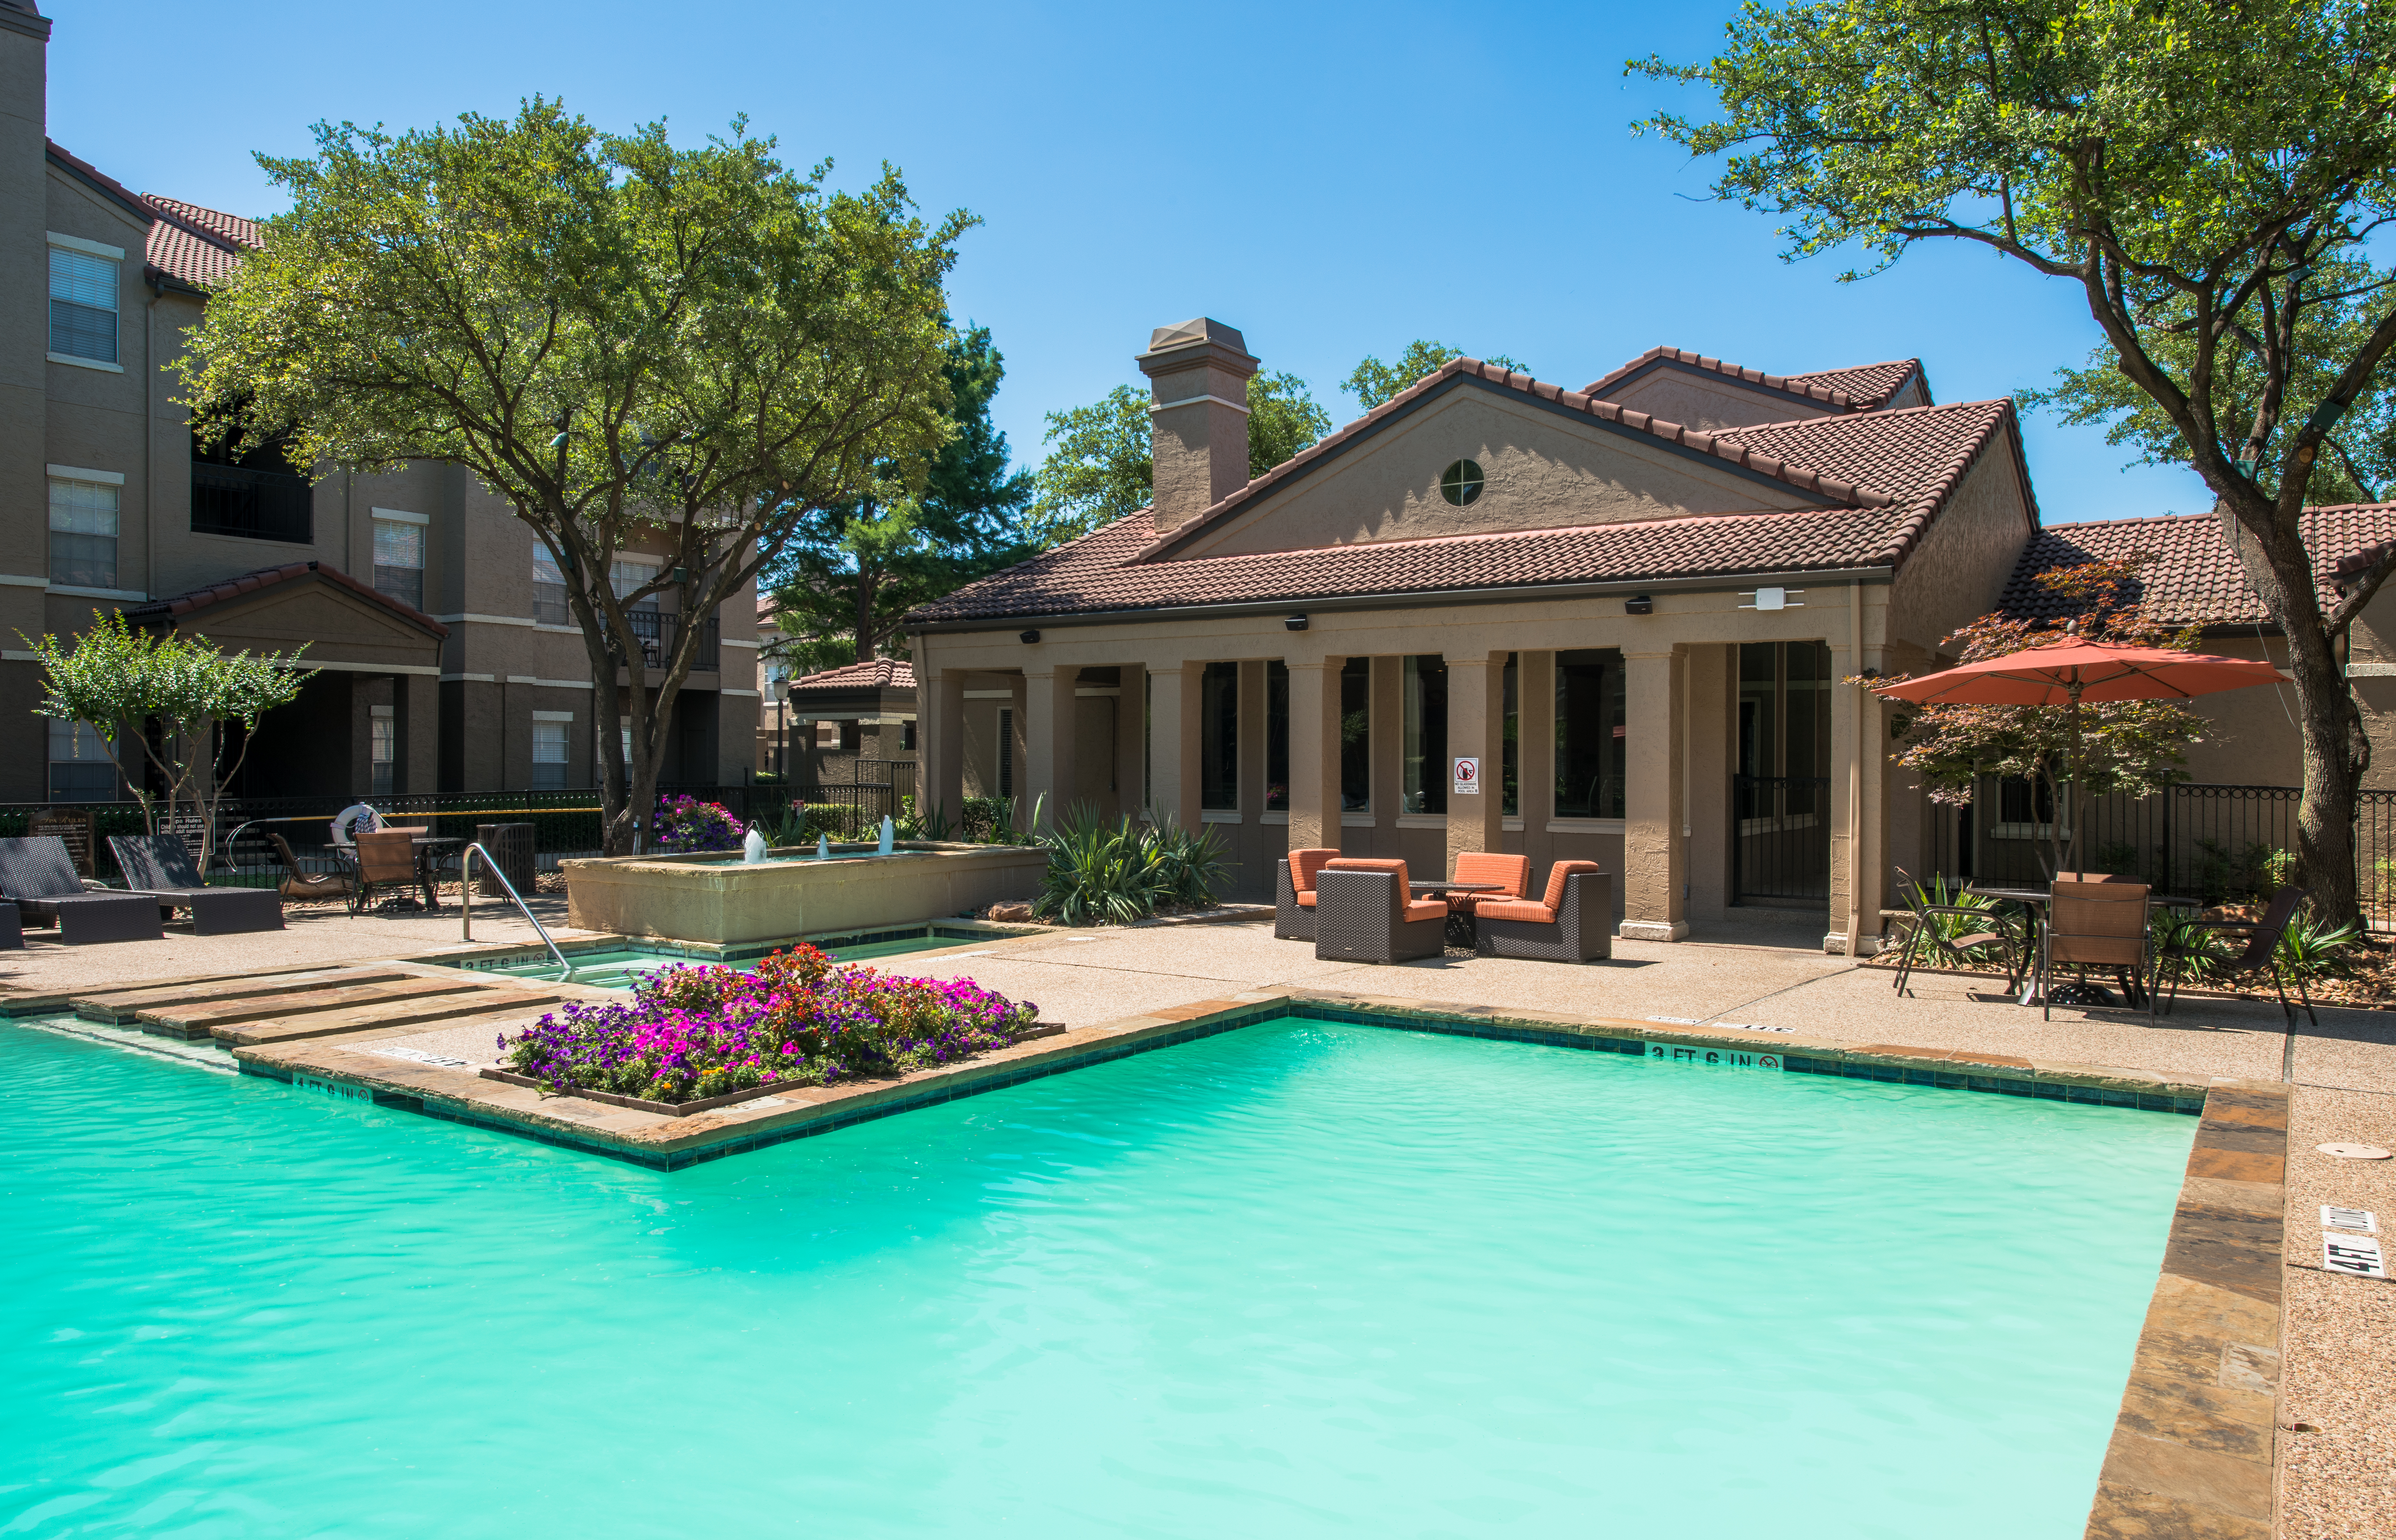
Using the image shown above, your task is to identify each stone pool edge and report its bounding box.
[2082,1080,2288,1540]
[222,987,2221,1175]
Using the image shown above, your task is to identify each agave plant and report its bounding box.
[1897,873,2012,966]
[1145,817,1229,909]
[2276,910,2361,979]
[1032,804,1164,926]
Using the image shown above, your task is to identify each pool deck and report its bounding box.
[4,911,2389,1539]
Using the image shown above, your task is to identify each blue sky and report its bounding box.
[49,0,2211,525]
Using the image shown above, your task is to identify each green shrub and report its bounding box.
[1145,818,1228,909]
[1896,875,2012,964]
[1033,805,1164,925]
[2277,909,2361,979]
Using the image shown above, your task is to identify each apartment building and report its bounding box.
[0,0,758,805]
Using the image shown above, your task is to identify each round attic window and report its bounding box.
[1440,459,1484,506]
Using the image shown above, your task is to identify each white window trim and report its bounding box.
[370,507,430,525]
[431,613,535,627]
[48,353,123,373]
[531,710,577,723]
[1340,811,1375,827]
[1394,813,1448,829]
[369,705,395,718]
[47,464,123,485]
[1545,817,1627,834]
[48,231,125,261]
[503,675,596,690]
[1199,810,1243,824]
[48,584,146,602]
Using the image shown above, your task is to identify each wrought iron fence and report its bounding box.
[1733,774,1832,903]
[1923,779,2390,915]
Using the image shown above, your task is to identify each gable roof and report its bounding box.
[43,140,260,293]
[1580,347,1925,412]
[787,657,914,695]
[2000,506,2396,630]
[909,369,2029,628]
[125,561,449,640]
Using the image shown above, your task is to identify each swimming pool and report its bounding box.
[0,1017,2189,1536]
[441,926,998,989]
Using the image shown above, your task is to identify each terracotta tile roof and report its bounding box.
[43,139,150,224]
[1779,360,1926,407]
[786,657,914,694]
[125,561,449,640]
[139,195,256,290]
[144,196,261,250]
[2000,505,2396,629]
[911,364,2025,627]
[1580,347,1921,411]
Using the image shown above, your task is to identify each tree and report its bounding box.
[1635,0,2396,924]
[1029,371,1335,543]
[1342,340,1523,410]
[23,610,312,868]
[1887,560,2205,881]
[766,325,1038,671]
[177,99,969,855]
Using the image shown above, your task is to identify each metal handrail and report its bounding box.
[460,841,575,981]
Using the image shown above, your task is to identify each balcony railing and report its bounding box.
[191,463,313,544]
[606,608,720,673]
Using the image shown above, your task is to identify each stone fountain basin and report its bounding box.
[559,841,1046,946]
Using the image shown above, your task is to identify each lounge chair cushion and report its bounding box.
[1447,852,1529,914]
[1295,891,1316,909]
[1403,897,1447,923]
[1320,857,1442,923]
[1475,897,1556,924]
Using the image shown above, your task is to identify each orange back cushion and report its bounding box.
[1325,856,1412,891]
[1540,859,1602,909]
[1453,851,1529,898]
[1288,847,1340,893]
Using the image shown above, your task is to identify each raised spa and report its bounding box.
[558,840,1045,945]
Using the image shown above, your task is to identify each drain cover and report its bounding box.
[2318,1143,2393,1160]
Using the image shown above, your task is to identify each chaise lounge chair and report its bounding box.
[0,836,163,944]
[1314,857,1447,964]
[1274,847,1340,941]
[1473,860,1612,962]
[266,831,354,905]
[108,833,286,936]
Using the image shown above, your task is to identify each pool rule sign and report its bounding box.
[1452,757,1480,796]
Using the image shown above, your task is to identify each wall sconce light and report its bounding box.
[1623,595,1654,616]
[1285,614,1309,631]
[1018,629,1041,644]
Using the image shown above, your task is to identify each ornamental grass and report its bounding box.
[499,942,1039,1104]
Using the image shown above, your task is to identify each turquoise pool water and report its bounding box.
[0,1017,2190,1537]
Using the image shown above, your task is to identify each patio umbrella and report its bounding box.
[1874,637,2289,873]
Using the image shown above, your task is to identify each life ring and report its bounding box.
[330,803,381,846]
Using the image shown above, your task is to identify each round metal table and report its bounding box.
[1410,880,1508,947]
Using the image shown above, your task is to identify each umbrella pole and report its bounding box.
[2067,683,2084,878]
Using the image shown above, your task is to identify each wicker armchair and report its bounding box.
[1473,860,1612,962]
[0,836,162,943]
[1274,847,1341,941]
[2044,879,2154,1021]
[109,834,284,935]
[1445,851,1529,918]
[1313,858,1447,964]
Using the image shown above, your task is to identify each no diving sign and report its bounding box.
[1453,757,1481,796]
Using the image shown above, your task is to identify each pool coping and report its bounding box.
[2082,1079,2288,1540]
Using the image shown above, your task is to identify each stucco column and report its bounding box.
[1828,636,1888,956]
[1286,659,1342,853]
[1620,648,1688,942]
[1519,651,1556,879]
[1145,663,1202,831]
[1444,654,1505,877]
[1683,645,1731,917]
[1116,662,1146,823]
[1024,667,1075,833]
[925,668,966,823]
[1369,656,1400,851]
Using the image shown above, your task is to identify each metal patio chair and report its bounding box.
[2158,886,2316,1026]
[350,828,425,914]
[2044,879,2155,1022]
[1888,871,2023,997]
[266,831,354,905]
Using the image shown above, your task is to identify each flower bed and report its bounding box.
[496,943,1041,1104]
[653,793,746,853]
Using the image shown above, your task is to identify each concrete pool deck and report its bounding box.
[3,912,2389,1538]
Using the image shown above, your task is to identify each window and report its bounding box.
[1501,653,1519,817]
[900,721,917,752]
[1200,661,1238,810]
[370,708,396,798]
[533,714,571,791]
[533,543,569,625]
[610,558,661,604]
[1554,648,1627,818]
[1401,655,1447,813]
[998,708,1014,797]
[1265,661,1288,812]
[48,476,118,589]
[48,718,117,802]
[611,558,664,665]
[1339,657,1371,811]
[372,515,425,612]
[48,246,118,363]
[1439,459,1484,507]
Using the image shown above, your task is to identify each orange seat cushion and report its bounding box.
[1288,847,1339,899]
[1452,852,1529,896]
[1476,898,1556,924]
[1402,898,1447,923]
[1536,859,1603,910]
[1295,892,1317,908]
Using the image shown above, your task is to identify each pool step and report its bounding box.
[136,978,496,1039]
[73,969,411,1024]
[216,988,566,1048]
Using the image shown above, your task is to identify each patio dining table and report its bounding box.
[1964,884,2201,1007]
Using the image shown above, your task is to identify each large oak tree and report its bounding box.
[1637,0,2396,922]
[178,100,969,854]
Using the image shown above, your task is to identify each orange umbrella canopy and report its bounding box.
[1874,639,2288,706]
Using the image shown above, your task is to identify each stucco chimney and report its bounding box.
[1136,318,1258,533]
